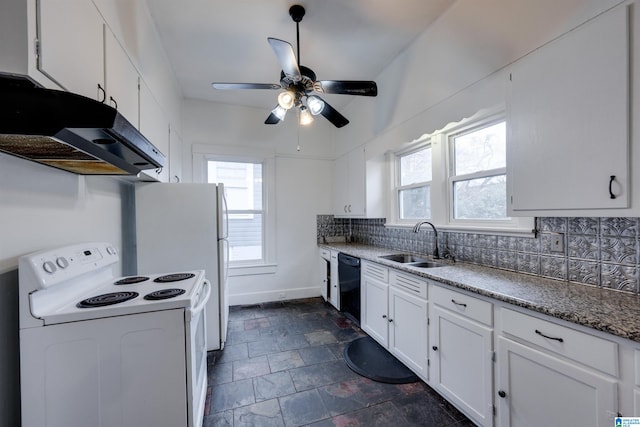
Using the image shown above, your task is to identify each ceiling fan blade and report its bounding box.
[212,83,281,90]
[315,97,349,128]
[315,80,378,96]
[267,38,301,81]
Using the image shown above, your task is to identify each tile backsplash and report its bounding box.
[317,215,640,294]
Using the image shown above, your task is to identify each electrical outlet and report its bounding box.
[550,232,564,253]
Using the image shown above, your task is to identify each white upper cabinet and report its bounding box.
[139,79,169,182]
[104,28,140,126]
[168,127,183,183]
[333,147,385,218]
[507,5,629,214]
[37,0,105,100]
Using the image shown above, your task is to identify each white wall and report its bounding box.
[0,155,128,274]
[182,99,334,304]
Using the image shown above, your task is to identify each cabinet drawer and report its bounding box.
[500,308,618,376]
[635,349,640,386]
[390,270,427,300]
[430,284,492,326]
[362,261,389,283]
[320,248,330,260]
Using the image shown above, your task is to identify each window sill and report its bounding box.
[385,222,535,238]
[229,263,278,277]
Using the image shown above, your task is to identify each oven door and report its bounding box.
[185,279,211,427]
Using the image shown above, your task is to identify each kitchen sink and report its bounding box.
[378,253,445,268]
[379,253,429,263]
[408,261,445,269]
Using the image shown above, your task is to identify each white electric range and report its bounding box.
[18,242,210,427]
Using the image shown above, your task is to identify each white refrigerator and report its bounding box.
[135,183,229,351]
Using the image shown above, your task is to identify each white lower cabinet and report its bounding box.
[361,270,389,346]
[635,350,640,415]
[496,308,619,427]
[361,262,428,379]
[329,251,340,310]
[388,281,428,378]
[357,259,635,427]
[429,285,494,427]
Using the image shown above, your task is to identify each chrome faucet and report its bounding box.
[412,221,440,259]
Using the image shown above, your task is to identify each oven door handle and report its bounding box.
[191,280,212,316]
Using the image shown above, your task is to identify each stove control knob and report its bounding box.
[56,257,69,269]
[43,261,57,274]
[106,246,117,255]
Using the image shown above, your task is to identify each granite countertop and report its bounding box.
[320,242,640,344]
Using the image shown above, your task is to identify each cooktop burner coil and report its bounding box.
[114,276,149,285]
[77,291,139,308]
[153,273,196,283]
[144,288,186,300]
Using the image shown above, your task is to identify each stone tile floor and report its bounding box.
[203,297,476,426]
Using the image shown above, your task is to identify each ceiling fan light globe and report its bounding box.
[277,91,295,110]
[272,105,287,120]
[299,107,314,125]
[307,96,325,115]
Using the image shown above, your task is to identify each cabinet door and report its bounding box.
[105,28,139,126]
[361,275,388,346]
[332,147,365,216]
[329,251,339,309]
[332,154,350,215]
[139,79,169,182]
[507,5,629,212]
[496,336,618,427]
[347,147,366,216]
[37,0,105,100]
[388,287,427,379]
[431,306,493,427]
[168,127,183,183]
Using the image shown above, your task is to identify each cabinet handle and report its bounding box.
[535,329,564,343]
[432,346,438,351]
[609,175,617,199]
[97,83,106,103]
[498,390,507,398]
[382,315,387,319]
[451,299,467,308]
[109,96,118,110]
[348,204,352,213]
[388,318,393,323]
[344,205,348,213]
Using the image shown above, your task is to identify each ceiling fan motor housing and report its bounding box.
[289,5,305,22]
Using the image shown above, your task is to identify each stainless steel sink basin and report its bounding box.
[379,253,429,263]
[378,253,445,268]
[407,261,445,269]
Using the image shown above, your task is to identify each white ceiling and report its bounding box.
[145,0,456,111]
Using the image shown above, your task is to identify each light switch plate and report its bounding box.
[550,232,565,253]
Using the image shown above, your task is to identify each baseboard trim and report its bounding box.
[229,286,321,306]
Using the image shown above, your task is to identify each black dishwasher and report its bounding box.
[338,253,361,326]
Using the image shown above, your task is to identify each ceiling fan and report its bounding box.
[212,4,378,128]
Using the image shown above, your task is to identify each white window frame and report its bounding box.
[387,112,533,235]
[192,144,277,276]
[390,140,433,225]
[443,115,532,232]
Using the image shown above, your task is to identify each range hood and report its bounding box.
[0,75,165,175]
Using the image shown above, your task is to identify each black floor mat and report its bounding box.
[344,336,419,384]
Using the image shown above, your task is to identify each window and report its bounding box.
[395,144,432,221]
[449,121,507,221]
[207,160,264,263]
